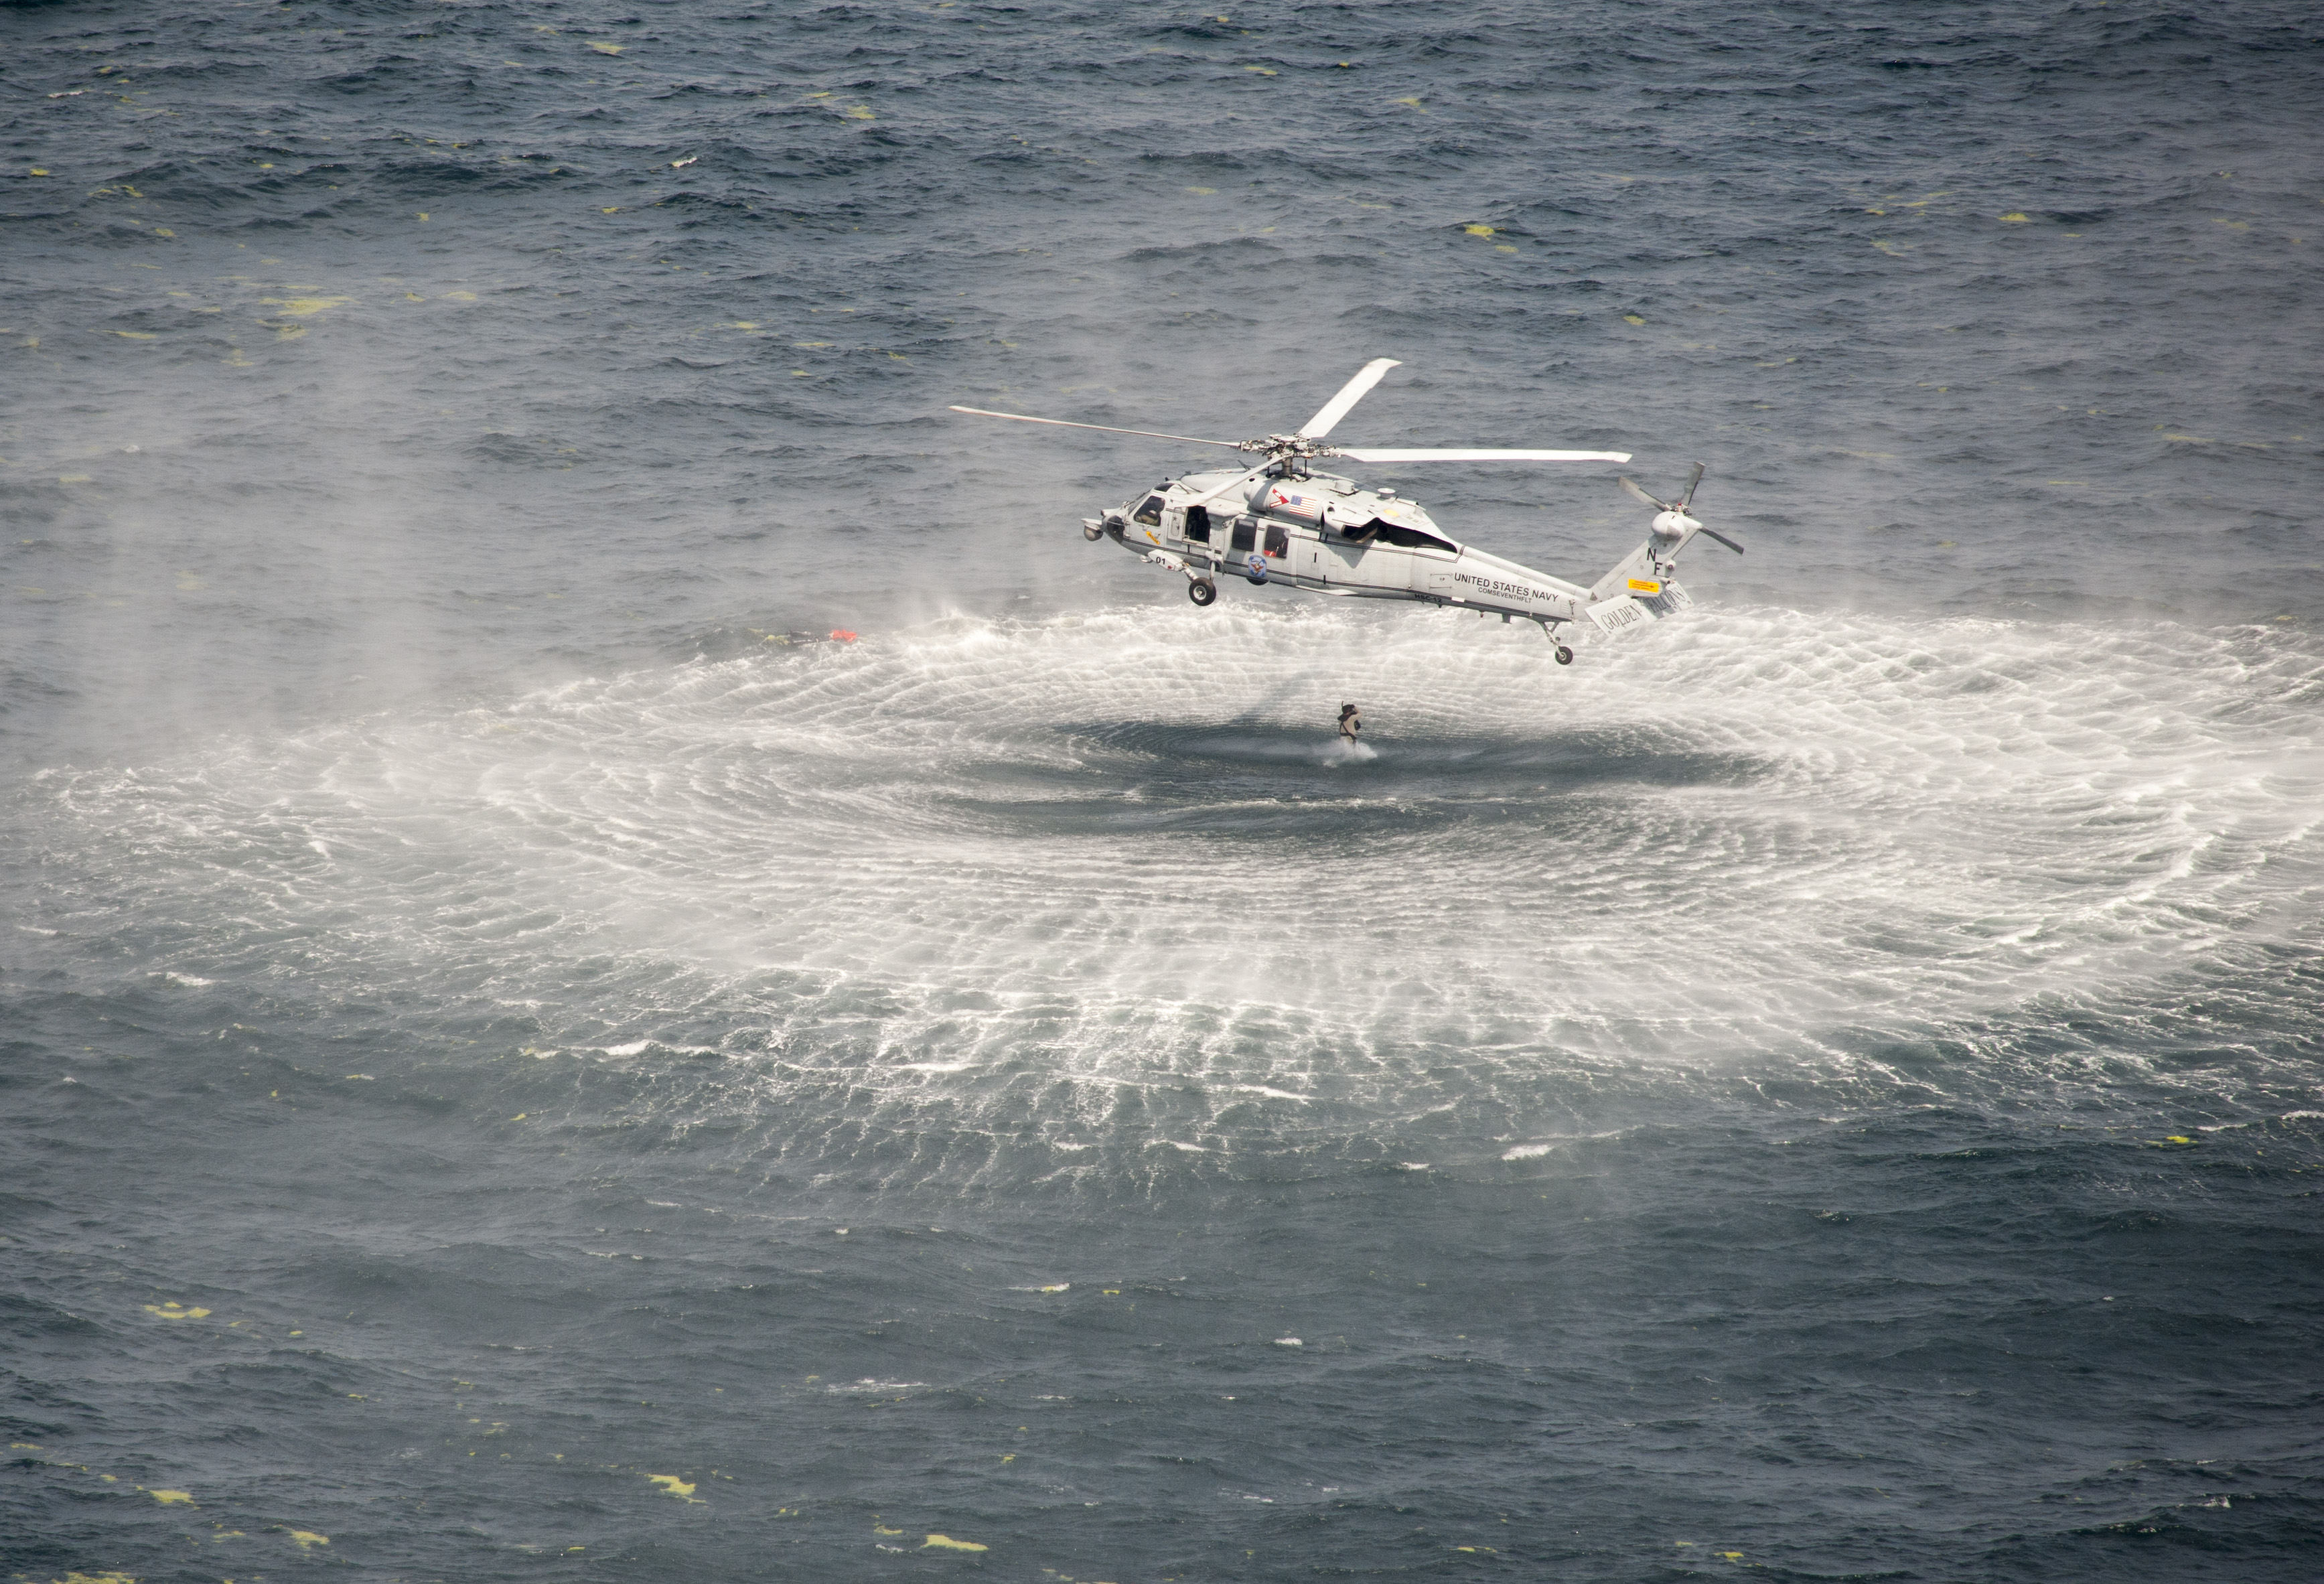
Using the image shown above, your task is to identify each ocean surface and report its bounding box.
[3,3,2321,1580]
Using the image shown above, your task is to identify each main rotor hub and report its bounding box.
[1241,433,1333,459]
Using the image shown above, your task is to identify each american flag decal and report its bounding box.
[1268,488,1321,518]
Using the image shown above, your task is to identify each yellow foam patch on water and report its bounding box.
[2161,433,2211,443]
[54,1573,137,1583]
[1392,96,1423,110]
[417,212,429,221]
[845,106,875,119]
[1039,1283,1068,1293]
[150,1490,195,1506]
[1721,1551,1743,1560]
[1495,244,1516,253]
[145,1303,210,1320]
[287,1530,328,1550]
[1873,240,1909,257]
[1623,314,1645,325]
[589,41,624,54]
[443,290,478,301]
[1463,224,1494,236]
[153,228,174,238]
[1999,212,2030,223]
[113,331,156,340]
[261,297,349,318]
[646,1473,701,1502]
[59,474,92,484]
[1185,186,1216,195]
[1244,66,1277,75]
[923,1534,987,1552]
[874,1526,902,1535]
[30,168,50,177]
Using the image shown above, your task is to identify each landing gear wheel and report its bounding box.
[1554,645,1574,666]
[1187,578,1217,607]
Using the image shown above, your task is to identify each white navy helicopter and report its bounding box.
[950,358,1738,663]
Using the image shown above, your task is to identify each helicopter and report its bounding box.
[950,358,1739,663]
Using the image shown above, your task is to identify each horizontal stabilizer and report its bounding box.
[1586,581,1693,636]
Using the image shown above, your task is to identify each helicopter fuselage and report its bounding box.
[1087,463,1690,640]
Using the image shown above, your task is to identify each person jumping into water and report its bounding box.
[1338,703,1362,741]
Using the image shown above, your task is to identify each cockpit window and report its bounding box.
[1132,494,1167,526]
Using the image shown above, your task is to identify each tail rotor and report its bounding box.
[1618,463,1741,560]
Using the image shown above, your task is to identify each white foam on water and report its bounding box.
[29,603,2324,1153]
[1229,1085,1314,1102]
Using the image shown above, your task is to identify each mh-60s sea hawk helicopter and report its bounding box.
[950,358,1739,663]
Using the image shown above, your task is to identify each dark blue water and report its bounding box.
[5,3,2321,1580]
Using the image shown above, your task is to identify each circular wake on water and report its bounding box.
[17,602,2323,1183]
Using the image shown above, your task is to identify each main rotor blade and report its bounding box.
[1182,459,1275,510]
[1619,476,1674,512]
[1677,461,1706,511]
[947,406,1246,450]
[1297,358,1402,439]
[1341,447,1632,463]
[1694,525,1744,555]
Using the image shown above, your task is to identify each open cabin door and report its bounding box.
[1317,505,1427,593]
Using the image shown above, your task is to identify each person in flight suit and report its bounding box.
[1338,703,1362,741]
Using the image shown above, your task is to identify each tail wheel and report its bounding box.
[1554,645,1574,665]
[1188,579,1217,607]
